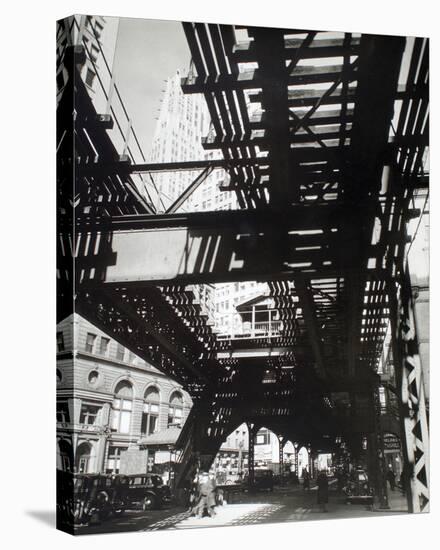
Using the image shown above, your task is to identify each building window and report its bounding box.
[88,370,99,385]
[99,337,110,355]
[56,402,70,423]
[128,351,136,363]
[116,344,125,362]
[112,381,133,433]
[256,428,271,445]
[141,387,160,436]
[57,331,65,352]
[106,446,127,474]
[76,441,92,473]
[58,440,73,472]
[168,391,183,427]
[79,404,100,425]
[56,369,63,384]
[85,332,96,353]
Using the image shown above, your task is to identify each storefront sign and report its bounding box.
[383,433,400,451]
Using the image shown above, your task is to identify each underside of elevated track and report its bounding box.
[57,22,429,513]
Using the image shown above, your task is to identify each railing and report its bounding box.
[216,314,284,340]
[253,320,282,335]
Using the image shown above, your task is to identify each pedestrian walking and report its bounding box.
[336,469,347,493]
[302,467,310,491]
[193,471,217,518]
[387,468,396,491]
[316,471,329,512]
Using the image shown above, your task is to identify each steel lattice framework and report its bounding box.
[57,22,429,508]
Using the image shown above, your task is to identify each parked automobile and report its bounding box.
[57,469,75,527]
[244,468,274,491]
[72,473,127,524]
[343,469,374,507]
[121,473,172,511]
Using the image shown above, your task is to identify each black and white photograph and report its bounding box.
[55,12,429,536]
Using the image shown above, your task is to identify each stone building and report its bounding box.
[56,313,192,475]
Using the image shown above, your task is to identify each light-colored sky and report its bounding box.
[111,18,191,157]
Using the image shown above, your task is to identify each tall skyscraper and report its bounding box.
[149,71,267,335]
[149,70,241,213]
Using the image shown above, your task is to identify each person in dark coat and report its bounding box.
[336,470,347,494]
[302,467,310,491]
[316,471,329,512]
[387,468,396,491]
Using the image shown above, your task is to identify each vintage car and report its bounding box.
[70,473,127,524]
[243,468,274,491]
[121,473,172,510]
[343,469,374,507]
[57,469,75,527]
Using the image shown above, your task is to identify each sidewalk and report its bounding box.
[145,486,409,531]
[373,490,408,513]
[149,503,283,530]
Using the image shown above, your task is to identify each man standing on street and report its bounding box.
[316,470,329,512]
[194,471,217,518]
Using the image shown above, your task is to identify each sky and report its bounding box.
[111,18,191,157]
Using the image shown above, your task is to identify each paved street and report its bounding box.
[76,484,408,535]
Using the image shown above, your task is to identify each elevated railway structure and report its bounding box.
[57,21,429,512]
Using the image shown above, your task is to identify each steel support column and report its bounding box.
[247,422,257,486]
[372,388,390,508]
[278,435,285,480]
[389,267,430,513]
[307,445,313,477]
[294,444,299,478]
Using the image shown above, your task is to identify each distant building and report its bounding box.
[149,71,268,335]
[149,70,230,212]
[208,423,296,481]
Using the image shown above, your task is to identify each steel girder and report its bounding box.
[58,26,429,494]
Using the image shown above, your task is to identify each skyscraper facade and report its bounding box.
[148,71,267,336]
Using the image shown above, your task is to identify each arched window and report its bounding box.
[76,441,92,473]
[58,439,73,472]
[112,380,133,434]
[168,391,183,427]
[141,386,160,436]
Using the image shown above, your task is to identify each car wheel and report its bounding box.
[143,494,157,511]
